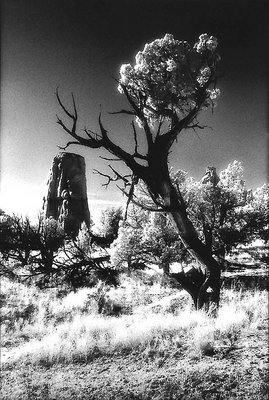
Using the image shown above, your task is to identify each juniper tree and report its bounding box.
[56,33,222,309]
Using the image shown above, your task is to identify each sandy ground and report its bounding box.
[1,318,268,400]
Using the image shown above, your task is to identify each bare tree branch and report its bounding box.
[121,84,153,148]
[84,127,102,142]
[99,156,122,162]
[123,174,139,220]
[57,141,84,151]
[56,87,75,119]
[56,90,147,177]
[56,89,103,149]
[93,166,132,189]
[109,109,135,116]
[118,186,168,212]
[132,120,138,155]
[71,93,78,119]
[96,111,147,175]
[130,120,148,161]
[156,119,164,138]
[109,165,132,185]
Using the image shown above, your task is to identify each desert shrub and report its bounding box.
[0,215,119,291]
[0,278,101,347]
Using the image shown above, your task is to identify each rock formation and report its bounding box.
[43,152,91,236]
[201,166,220,187]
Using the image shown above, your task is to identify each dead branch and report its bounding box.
[93,169,117,188]
[109,109,135,116]
[99,156,122,162]
[132,120,138,155]
[130,120,148,161]
[156,118,164,138]
[123,174,139,220]
[56,87,75,120]
[57,141,84,151]
[56,89,147,178]
[109,165,131,185]
[118,186,168,213]
[84,127,102,142]
[56,89,103,149]
[121,84,153,148]
[93,166,132,189]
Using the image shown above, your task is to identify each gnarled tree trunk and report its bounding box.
[144,151,221,310]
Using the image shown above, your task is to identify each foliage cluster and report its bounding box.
[173,161,269,256]
[118,33,220,127]
[111,209,186,272]
[98,207,124,242]
[111,161,269,273]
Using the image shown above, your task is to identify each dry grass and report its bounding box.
[1,275,267,367]
[1,274,268,399]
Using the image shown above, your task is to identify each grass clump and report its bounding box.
[1,275,268,368]
[1,275,268,400]
[3,288,267,366]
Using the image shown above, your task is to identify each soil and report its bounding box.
[1,318,268,400]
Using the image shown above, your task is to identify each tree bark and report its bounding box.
[170,203,221,309]
[144,152,221,310]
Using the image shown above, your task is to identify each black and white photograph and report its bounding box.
[1,0,268,398]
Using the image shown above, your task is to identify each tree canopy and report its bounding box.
[56,32,221,187]
[118,33,220,130]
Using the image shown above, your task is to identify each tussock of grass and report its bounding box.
[1,276,268,367]
[1,271,268,400]
[4,289,268,366]
[6,313,190,364]
[1,274,180,345]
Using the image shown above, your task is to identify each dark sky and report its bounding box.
[1,0,268,221]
